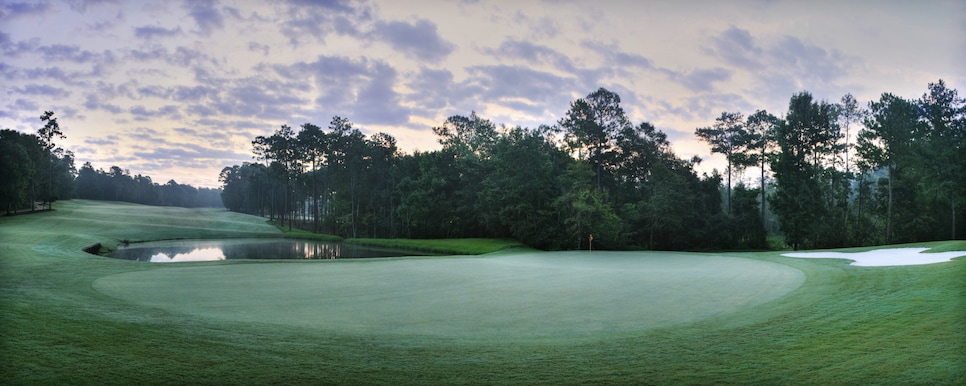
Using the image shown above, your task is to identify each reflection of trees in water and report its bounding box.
[291,241,339,259]
[109,239,413,261]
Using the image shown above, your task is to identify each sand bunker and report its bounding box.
[783,248,966,267]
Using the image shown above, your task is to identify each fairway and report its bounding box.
[94,252,804,340]
[3,201,964,384]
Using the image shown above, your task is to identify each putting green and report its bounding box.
[94,251,804,340]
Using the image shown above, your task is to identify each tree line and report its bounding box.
[696,80,964,249]
[74,163,222,208]
[223,88,759,250]
[0,111,222,213]
[222,81,963,250]
[0,112,75,213]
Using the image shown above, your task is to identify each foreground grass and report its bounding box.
[1,200,964,384]
[345,237,526,255]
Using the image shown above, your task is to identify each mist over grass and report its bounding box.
[1,200,963,384]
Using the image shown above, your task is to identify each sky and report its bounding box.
[1,0,963,188]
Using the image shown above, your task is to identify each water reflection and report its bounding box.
[107,238,422,262]
[150,247,226,262]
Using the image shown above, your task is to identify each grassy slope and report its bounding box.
[1,200,964,384]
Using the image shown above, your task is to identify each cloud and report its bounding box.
[247,41,269,56]
[83,94,123,114]
[126,46,167,61]
[463,64,581,120]
[10,98,38,111]
[65,0,117,13]
[406,67,458,113]
[84,134,120,146]
[487,39,577,73]
[132,139,252,169]
[183,0,224,36]
[87,10,125,31]
[351,62,411,125]
[286,0,355,11]
[704,26,858,100]
[666,67,733,93]
[15,84,70,97]
[707,26,762,71]
[469,64,576,101]
[581,40,654,70]
[129,105,181,121]
[678,93,755,123]
[134,85,170,99]
[35,44,103,63]
[127,127,163,142]
[214,82,305,119]
[134,25,183,39]
[24,66,77,85]
[171,46,210,67]
[278,1,370,45]
[293,55,411,125]
[0,36,37,58]
[125,45,212,67]
[0,2,51,19]
[771,35,850,84]
[371,18,454,62]
[511,11,559,39]
[173,85,215,102]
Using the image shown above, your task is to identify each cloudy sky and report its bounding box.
[2,0,963,188]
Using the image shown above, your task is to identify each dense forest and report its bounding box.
[0,111,221,212]
[0,112,76,213]
[220,80,964,250]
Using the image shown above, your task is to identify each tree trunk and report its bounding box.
[726,160,732,214]
[760,156,766,226]
[312,160,318,233]
[887,164,893,244]
[595,149,602,193]
[952,190,956,240]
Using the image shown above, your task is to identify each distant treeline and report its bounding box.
[75,163,222,208]
[222,81,964,250]
[0,111,222,213]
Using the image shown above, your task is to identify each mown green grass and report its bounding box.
[1,200,964,384]
[92,251,804,341]
[267,220,345,242]
[345,237,526,255]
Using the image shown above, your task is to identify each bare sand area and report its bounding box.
[783,248,966,267]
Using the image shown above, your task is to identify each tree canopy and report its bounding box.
[219,81,963,250]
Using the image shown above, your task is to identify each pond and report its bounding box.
[106,238,427,262]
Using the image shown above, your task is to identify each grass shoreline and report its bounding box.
[268,220,525,255]
[2,200,964,384]
[344,237,527,255]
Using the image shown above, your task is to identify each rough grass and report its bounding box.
[1,200,964,384]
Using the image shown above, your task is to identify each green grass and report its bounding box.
[267,220,344,242]
[2,200,964,384]
[93,251,804,341]
[345,237,527,255]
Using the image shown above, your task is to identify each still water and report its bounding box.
[107,238,424,262]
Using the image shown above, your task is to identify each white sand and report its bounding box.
[782,248,966,267]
